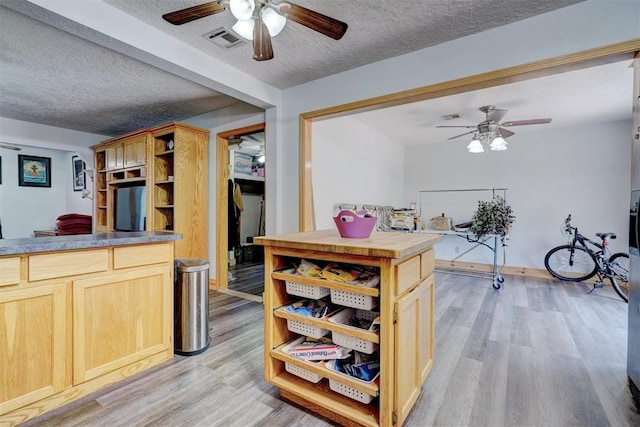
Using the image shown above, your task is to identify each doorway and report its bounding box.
[215,123,266,302]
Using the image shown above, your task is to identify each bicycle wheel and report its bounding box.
[608,252,629,303]
[544,245,598,281]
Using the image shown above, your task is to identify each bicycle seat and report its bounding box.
[596,232,617,241]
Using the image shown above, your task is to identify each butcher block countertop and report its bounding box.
[254,229,440,260]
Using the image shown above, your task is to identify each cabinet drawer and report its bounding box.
[396,255,421,296]
[0,257,21,286]
[421,249,435,279]
[29,249,108,281]
[113,243,173,269]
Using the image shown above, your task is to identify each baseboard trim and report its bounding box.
[435,259,552,278]
[434,259,605,284]
[216,288,263,303]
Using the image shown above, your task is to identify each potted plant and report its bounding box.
[469,195,515,240]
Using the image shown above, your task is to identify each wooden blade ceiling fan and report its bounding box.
[162,0,348,61]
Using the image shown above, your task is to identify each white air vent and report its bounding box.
[203,27,246,49]
[441,113,462,121]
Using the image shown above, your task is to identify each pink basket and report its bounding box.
[333,210,377,238]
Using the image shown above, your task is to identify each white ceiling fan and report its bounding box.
[437,105,552,153]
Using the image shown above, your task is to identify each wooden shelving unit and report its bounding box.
[91,122,209,259]
[94,150,108,232]
[150,122,209,259]
[152,142,174,232]
[256,230,441,427]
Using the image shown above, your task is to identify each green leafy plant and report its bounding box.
[470,196,515,239]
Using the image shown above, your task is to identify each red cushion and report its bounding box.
[56,213,92,222]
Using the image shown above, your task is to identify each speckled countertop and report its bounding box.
[0,231,182,256]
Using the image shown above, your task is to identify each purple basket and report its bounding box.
[333,210,377,238]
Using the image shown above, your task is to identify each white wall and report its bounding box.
[0,118,104,238]
[183,104,266,274]
[280,1,640,234]
[313,116,405,230]
[403,121,631,269]
[0,117,105,164]
[0,146,93,238]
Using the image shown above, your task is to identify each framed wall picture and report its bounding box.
[72,155,85,191]
[18,155,51,187]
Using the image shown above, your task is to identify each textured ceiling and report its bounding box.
[0,4,242,136]
[105,0,585,89]
[352,59,634,146]
[0,0,592,137]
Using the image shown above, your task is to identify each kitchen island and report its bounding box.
[0,231,181,426]
[256,229,440,426]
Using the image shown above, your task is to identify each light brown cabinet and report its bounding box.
[150,122,209,259]
[0,241,175,426]
[91,122,209,258]
[256,230,440,427]
[0,280,67,416]
[105,142,123,170]
[394,275,434,425]
[72,265,172,384]
[123,134,147,168]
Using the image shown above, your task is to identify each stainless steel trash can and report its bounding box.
[174,258,210,356]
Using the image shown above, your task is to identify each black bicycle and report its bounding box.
[544,214,629,302]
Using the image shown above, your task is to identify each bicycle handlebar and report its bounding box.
[563,214,576,234]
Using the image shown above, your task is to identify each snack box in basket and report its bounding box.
[325,359,380,404]
[281,337,325,383]
[282,299,340,339]
[283,336,351,361]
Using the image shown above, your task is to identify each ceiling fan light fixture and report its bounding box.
[489,136,508,151]
[261,7,286,37]
[467,138,484,153]
[232,19,254,40]
[229,0,255,20]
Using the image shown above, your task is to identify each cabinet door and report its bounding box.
[105,145,117,170]
[0,282,67,415]
[394,275,434,426]
[115,144,124,169]
[72,266,172,384]
[124,136,146,167]
[105,143,124,170]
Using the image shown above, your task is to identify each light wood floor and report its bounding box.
[228,261,265,297]
[22,272,640,426]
